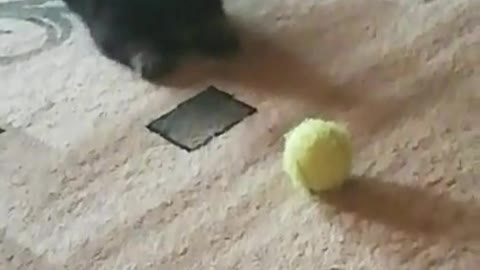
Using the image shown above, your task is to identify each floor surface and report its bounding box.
[1,0,479,269]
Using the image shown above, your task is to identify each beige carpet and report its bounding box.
[1,0,480,269]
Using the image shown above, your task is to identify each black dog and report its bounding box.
[62,0,239,81]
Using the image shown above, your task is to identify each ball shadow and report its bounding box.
[318,176,480,244]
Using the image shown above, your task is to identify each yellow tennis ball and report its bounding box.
[283,118,353,192]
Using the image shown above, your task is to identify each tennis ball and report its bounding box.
[283,118,352,192]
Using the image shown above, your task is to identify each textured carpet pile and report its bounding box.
[1,0,479,269]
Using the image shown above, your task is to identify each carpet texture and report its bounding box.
[1,0,479,269]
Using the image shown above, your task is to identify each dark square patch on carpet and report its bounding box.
[147,86,257,151]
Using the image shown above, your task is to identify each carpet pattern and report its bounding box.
[1,0,479,269]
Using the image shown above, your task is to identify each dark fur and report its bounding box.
[62,0,239,80]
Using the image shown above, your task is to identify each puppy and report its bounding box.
[62,0,239,81]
